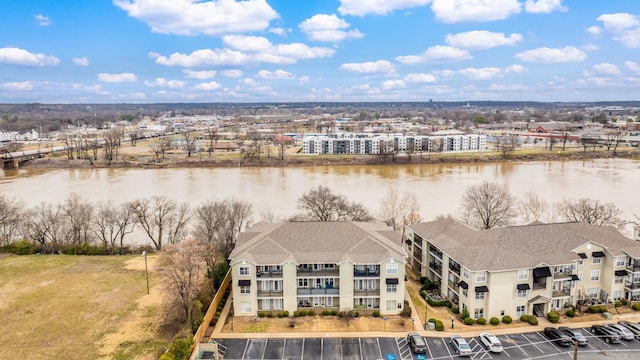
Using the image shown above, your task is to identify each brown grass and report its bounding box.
[0,254,168,360]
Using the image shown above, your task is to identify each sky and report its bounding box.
[1,0,640,103]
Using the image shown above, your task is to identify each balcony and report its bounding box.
[625,281,640,290]
[256,269,283,278]
[297,287,340,295]
[257,289,284,297]
[353,288,380,296]
[448,280,459,292]
[449,262,461,276]
[429,262,442,274]
[552,286,571,298]
[553,268,575,280]
[354,266,380,277]
[627,263,640,272]
[429,245,443,260]
[297,266,340,277]
[532,282,547,290]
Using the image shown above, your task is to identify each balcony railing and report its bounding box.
[256,270,283,278]
[297,287,340,295]
[532,282,547,290]
[448,280,459,292]
[353,288,380,296]
[553,269,575,279]
[625,281,640,290]
[429,262,442,274]
[429,246,443,259]
[552,286,571,298]
[354,267,380,277]
[627,263,640,272]
[256,289,284,297]
[297,267,340,277]
[449,263,461,276]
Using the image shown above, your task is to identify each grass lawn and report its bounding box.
[0,254,168,360]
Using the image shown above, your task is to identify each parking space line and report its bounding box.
[588,331,612,348]
[359,338,363,360]
[300,339,305,360]
[426,336,434,360]
[241,339,249,360]
[320,338,324,359]
[443,338,453,359]
[503,334,528,356]
[535,331,564,352]
[376,338,383,360]
[522,333,544,354]
[281,339,286,360]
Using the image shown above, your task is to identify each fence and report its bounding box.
[193,270,231,344]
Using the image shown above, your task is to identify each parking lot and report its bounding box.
[213,327,640,359]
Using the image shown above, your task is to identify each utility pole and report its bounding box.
[142,250,149,295]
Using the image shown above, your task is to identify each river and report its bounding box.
[1,159,638,226]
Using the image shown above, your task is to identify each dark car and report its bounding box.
[558,326,589,346]
[543,327,572,347]
[618,320,640,340]
[591,324,622,343]
[407,332,427,354]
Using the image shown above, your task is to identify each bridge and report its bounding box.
[1,149,54,170]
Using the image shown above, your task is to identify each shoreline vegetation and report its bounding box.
[21,144,640,170]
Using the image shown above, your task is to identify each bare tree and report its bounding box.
[129,196,191,250]
[149,136,173,160]
[129,130,139,146]
[518,191,549,223]
[559,125,571,151]
[103,127,123,164]
[158,238,207,331]
[295,185,372,222]
[556,198,624,227]
[378,189,422,233]
[92,201,136,254]
[22,202,66,251]
[0,194,23,245]
[62,194,94,245]
[182,132,197,157]
[460,181,516,229]
[495,134,519,155]
[206,126,219,156]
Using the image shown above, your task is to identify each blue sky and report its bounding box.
[1,0,640,103]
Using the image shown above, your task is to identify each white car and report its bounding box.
[604,323,636,341]
[479,332,503,353]
[449,335,472,356]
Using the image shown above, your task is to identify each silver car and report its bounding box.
[604,323,636,341]
[450,335,472,356]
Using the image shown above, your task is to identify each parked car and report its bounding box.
[449,335,472,356]
[407,332,427,354]
[543,327,572,347]
[479,332,503,353]
[604,323,636,340]
[618,321,640,340]
[558,326,589,346]
[591,324,621,343]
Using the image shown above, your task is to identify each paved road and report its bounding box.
[213,328,640,360]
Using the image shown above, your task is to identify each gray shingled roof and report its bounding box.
[229,221,405,265]
[408,220,638,272]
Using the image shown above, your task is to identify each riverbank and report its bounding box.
[21,146,640,170]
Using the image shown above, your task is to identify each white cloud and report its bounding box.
[0,81,33,91]
[350,84,381,94]
[587,26,602,35]
[269,27,288,36]
[590,63,621,76]
[338,0,431,16]
[433,69,455,78]
[430,0,521,24]
[257,69,295,79]
[113,0,279,35]
[298,76,310,83]
[0,47,60,66]
[220,69,243,78]
[505,64,526,73]
[97,73,138,82]
[515,46,586,63]
[396,45,472,64]
[223,35,334,60]
[459,67,502,80]
[34,14,52,26]
[338,60,396,74]
[299,14,363,42]
[382,80,406,89]
[597,13,639,33]
[72,57,90,66]
[183,69,216,79]
[404,73,437,83]
[581,43,599,51]
[151,49,249,67]
[195,81,222,91]
[524,0,567,14]
[625,61,640,73]
[144,78,186,88]
[445,30,522,50]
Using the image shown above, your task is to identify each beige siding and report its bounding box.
[282,262,297,314]
[339,262,354,312]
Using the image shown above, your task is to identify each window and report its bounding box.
[613,291,622,300]
[298,278,308,287]
[273,299,283,310]
[588,288,599,297]
[517,269,528,281]
[615,276,624,284]
[516,305,525,317]
[592,257,601,265]
[615,256,626,267]
[590,270,600,282]
[262,299,270,310]
[387,300,397,311]
[517,289,527,298]
[387,284,398,293]
[474,308,484,319]
[578,271,583,282]
[475,292,485,300]
[239,265,250,276]
[463,268,469,279]
[326,297,333,307]
[387,264,398,275]
[240,286,250,294]
[476,271,487,282]
[240,302,251,314]
[462,288,468,297]
[577,259,583,266]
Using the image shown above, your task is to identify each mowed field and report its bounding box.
[0,254,169,360]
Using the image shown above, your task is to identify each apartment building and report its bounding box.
[229,221,407,316]
[302,133,487,155]
[406,220,640,319]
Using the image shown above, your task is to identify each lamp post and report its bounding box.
[142,250,149,295]
[424,297,428,330]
